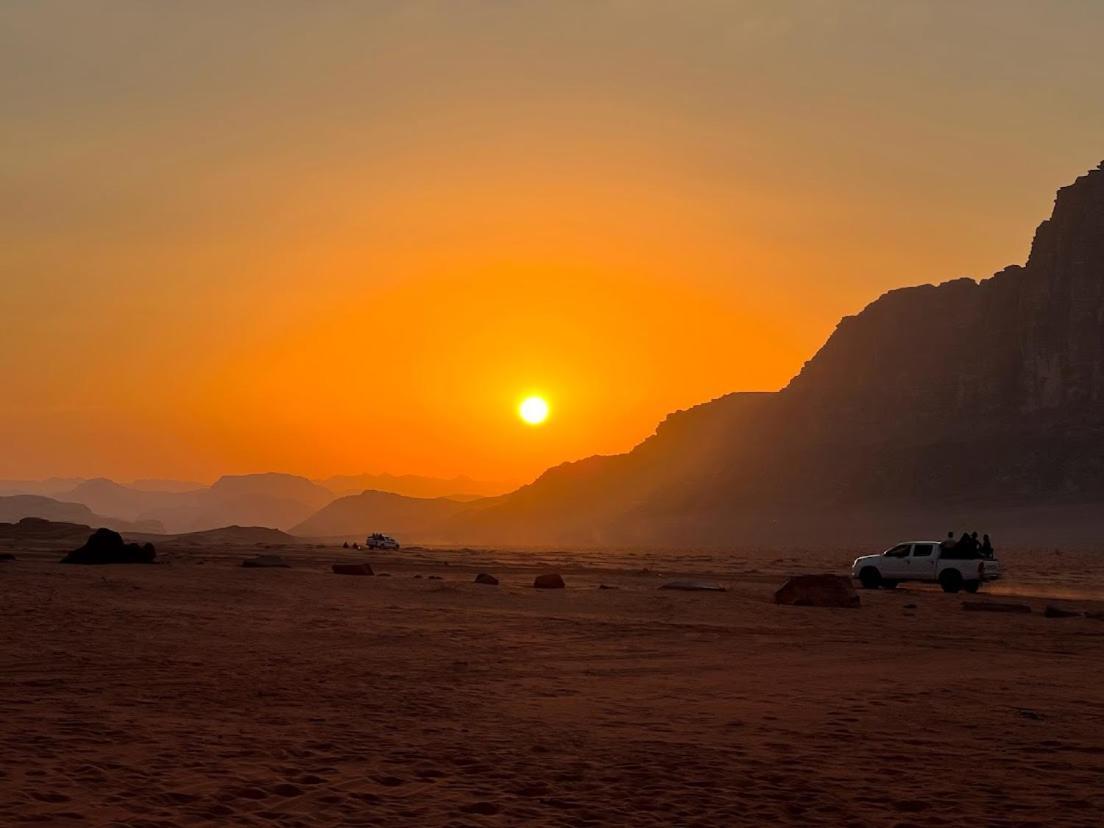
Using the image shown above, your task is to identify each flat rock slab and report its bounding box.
[659,580,726,592]
[332,563,374,576]
[242,555,290,568]
[533,573,565,589]
[774,574,860,608]
[962,601,1031,613]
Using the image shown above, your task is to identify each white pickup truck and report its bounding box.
[365,533,400,550]
[851,541,1001,594]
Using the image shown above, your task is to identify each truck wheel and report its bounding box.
[939,570,963,594]
[964,580,980,594]
[859,567,882,589]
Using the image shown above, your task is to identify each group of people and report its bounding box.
[940,530,994,559]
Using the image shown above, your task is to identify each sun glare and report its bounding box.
[519,395,549,425]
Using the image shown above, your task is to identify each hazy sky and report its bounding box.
[3,1,1103,484]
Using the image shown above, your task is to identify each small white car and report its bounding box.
[365,533,400,550]
[851,541,1001,594]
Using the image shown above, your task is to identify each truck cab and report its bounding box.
[851,541,1001,594]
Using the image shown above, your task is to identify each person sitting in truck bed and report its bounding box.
[980,534,994,558]
[944,531,979,559]
[940,531,956,552]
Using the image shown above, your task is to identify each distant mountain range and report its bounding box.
[291,490,486,537]
[0,495,162,534]
[315,473,509,500]
[0,472,508,536]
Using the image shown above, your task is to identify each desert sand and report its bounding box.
[3,539,1104,827]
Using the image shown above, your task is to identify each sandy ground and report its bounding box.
[3,541,1104,827]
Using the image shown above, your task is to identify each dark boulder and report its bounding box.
[533,573,565,589]
[474,573,499,585]
[332,563,374,576]
[774,574,860,608]
[0,552,15,561]
[61,529,156,565]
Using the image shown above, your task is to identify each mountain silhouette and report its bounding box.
[291,490,479,538]
[48,473,334,533]
[431,161,1104,547]
[0,495,163,534]
[316,473,510,500]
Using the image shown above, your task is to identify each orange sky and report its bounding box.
[2,2,1103,485]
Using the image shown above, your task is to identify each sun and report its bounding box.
[518,395,549,425]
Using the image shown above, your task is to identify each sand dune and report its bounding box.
[2,543,1103,826]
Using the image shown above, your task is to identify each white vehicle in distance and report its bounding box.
[851,541,1001,594]
[365,533,400,551]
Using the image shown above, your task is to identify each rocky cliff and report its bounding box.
[450,162,1104,547]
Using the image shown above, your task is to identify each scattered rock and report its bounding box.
[961,601,1031,613]
[474,573,499,585]
[1019,709,1044,720]
[377,572,391,577]
[533,573,565,590]
[61,529,156,565]
[904,603,918,609]
[659,579,726,592]
[332,563,373,576]
[427,575,442,580]
[774,574,860,608]
[342,542,349,549]
[598,584,618,590]
[241,555,290,568]
[1044,604,1081,618]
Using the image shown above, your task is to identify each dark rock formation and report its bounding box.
[61,529,156,564]
[332,563,374,576]
[474,573,499,585]
[774,574,860,608]
[0,553,15,561]
[533,573,565,589]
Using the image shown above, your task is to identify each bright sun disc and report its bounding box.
[519,396,549,425]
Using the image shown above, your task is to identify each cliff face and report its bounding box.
[454,162,1104,547]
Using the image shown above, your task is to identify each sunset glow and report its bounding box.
[2,3,1102,486]
[519,396,550,426]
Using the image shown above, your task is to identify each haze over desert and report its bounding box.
[4,2,1104,826]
